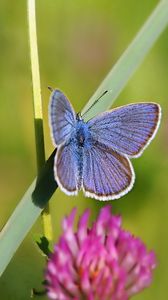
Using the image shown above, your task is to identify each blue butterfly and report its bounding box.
[49,89,161,200]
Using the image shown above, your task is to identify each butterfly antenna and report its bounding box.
[82,90,108,117]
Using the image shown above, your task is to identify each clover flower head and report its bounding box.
[46,205,156,300]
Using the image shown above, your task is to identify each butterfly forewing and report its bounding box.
[88,103,161,157]
[49,90,76,146]
[82,143,135,200]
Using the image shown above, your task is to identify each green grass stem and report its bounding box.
[27,0,53,241]
[82,0,168,121]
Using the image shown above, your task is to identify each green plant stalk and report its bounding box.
[0,0,168,276]
[82,0,168,121]
[28,0,53,241]
[0,151,57,277]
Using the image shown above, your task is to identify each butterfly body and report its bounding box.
[49,89,161,200]
[66,114,93,190]
[74,116,91,149]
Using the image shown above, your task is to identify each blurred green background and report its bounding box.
[0,0,168,299]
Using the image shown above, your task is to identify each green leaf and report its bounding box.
[0,151,57,276]
[82,0,168,121]
[1,0,168,277]
[35,236,52,257]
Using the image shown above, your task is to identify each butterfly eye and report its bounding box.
[76,112,82,120]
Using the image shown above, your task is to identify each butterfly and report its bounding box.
[49,89,161,200]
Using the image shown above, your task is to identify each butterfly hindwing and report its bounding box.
[49,90,76,146]
[88,103,161,157]
[82,143,135,200]
[54,142,78,195]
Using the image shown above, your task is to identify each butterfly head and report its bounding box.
[75,114,91,148]
[76,112,83,121]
